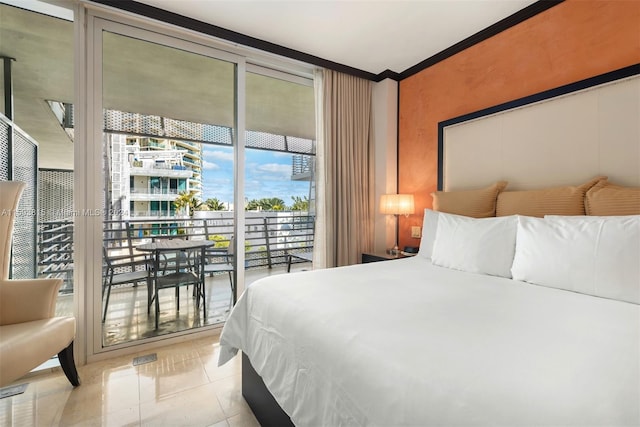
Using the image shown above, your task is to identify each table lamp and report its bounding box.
[380,193,415,255]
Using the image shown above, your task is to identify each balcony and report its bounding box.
[129,188,182,202]
[40,213,315,346]
[292,154,314,181]
[144,140,166,149]
[182,157,201,168]
[129,163,193,178]
[42,212,314,287]
[129,210,176,217]
[181,149,200,158]
[174,140,201,152]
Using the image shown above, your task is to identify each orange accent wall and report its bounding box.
[398,0,640,248]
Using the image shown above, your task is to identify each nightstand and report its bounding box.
[361,252,409,263]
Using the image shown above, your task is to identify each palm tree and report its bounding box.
[245,197,286,211]
[290,196,309,211]
[245,199,261,211]
[261,197,286,211]
[173,190,201,217]
[205,197,226,211]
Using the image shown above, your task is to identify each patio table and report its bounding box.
[137,239,214,329]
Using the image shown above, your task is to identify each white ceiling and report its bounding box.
[136,0,537,75]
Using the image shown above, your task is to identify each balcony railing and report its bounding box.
[130,188,180,195]
[38,221,74,294]
[145,141,166,148]
[129,210,176,217]
[130,163,190,172]
[38,212,315,294]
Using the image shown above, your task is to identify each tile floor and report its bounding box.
[0,261,313,425]
[0,334,257,427]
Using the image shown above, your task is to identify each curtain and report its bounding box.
[312,69,327,268]
[313,69,374,268]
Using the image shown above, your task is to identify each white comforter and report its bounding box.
[219,257,640,426]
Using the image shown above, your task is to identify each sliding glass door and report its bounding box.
[84,11,315,356]
[244,69,316,285]
[96,22,241,349]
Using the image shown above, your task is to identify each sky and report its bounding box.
[200,144,311,209]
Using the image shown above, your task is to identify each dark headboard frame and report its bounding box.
[436,63,640,191]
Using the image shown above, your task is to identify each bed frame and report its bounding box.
[242,353,294,427]
[242,63,640,426]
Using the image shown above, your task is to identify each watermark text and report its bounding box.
[0,208,129,218]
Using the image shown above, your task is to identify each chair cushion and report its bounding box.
[0,317,75,386]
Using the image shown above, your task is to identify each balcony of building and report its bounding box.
[174,140,201,153]
[129,187,182,202]
[182,157,201,169]
[291,154,314,181]
[129,164,194,178]
[41,213,315,346]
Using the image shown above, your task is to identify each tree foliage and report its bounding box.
[204,197,226,211]
[207,235,252,251]
[173,190,201,217]
[290,196,309,211]
[245,197,286,211]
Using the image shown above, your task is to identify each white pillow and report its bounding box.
[418,209,473,259]
[511,215,640,304]
[431,213,518,278]
[418,209,439,259]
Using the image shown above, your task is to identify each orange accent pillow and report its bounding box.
[496,176,606,218]
[585,180,640,216]
[431,181,507,218]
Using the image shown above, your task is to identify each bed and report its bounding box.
[218,67,640,426]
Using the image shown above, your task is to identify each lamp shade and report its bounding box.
[380,194,415,215]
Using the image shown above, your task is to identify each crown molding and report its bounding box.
[400,0,564,80]
[89,0,563,83]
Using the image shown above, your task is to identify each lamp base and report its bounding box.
[386,245,400,256]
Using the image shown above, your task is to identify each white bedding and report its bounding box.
[219,257,640,426]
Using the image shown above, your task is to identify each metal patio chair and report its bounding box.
[102,247,149,323]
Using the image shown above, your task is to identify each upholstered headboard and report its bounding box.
[438,65,640,191]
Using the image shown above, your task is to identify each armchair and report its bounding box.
[0,181,79,387]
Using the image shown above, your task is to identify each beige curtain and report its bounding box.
[314,69,374,268]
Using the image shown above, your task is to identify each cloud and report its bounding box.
[202,160,219,170]
[200,148,310,204]
[257,163,289,173]
[256,163,290,177]
[204,177,232,186]
[204,150,234,162]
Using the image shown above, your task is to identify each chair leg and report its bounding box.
[201,280,206,317]
[147,277,152,314]
[58,341,80,387]
[155,285,160,330]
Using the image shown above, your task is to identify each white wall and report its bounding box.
[372,78,398,254]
